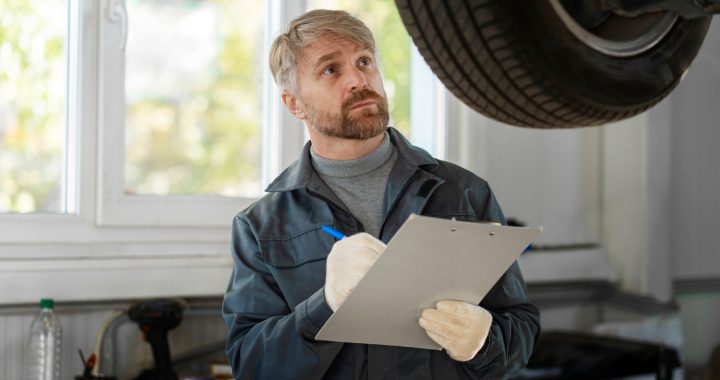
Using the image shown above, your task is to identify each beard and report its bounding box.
[305,88,389,140]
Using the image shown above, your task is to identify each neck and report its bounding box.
[307,127,385,160]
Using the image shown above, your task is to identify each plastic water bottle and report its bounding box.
[28,298,62,380]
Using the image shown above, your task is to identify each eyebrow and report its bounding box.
[313,51,341,68]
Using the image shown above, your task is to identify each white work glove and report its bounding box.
[419,300,493,362]
[324,232,386,312]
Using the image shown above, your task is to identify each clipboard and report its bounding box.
[315,214,542,350]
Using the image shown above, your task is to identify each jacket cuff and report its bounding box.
[463,323,500,368]
[299,287,334,335]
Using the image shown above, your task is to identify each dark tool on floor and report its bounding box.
[129,299,183,380]
[516,331,681,379]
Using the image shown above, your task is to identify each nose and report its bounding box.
[346,66,369,92]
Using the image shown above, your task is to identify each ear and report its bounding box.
[281,90,307,120]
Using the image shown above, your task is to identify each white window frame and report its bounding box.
[409,45,448,159]
[96,0,304,227]
[0,0,447,305]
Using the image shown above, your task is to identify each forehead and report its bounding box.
[299,35,370,68]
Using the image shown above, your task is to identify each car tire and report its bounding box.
[396,0,712,128]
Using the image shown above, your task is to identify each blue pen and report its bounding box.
[321,226,347,240]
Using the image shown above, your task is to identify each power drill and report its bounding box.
[128,300,183,380]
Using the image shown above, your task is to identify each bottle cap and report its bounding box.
[39,299,54,309]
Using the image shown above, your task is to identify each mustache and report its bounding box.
[342,89,383,111]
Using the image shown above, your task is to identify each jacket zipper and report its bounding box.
[305,188,365,234]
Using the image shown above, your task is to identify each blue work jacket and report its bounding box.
[222,127,540,379]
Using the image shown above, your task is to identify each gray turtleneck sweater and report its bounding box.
[310,131,398,238]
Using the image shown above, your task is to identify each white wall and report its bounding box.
[669,19,720,368]
[670,20,720,281]
[446,98,602,248]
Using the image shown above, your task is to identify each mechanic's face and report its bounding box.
[284,35,389,140]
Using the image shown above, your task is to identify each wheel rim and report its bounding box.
[549,0,679,57]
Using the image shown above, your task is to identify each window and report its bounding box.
[0,0,445,227]
[0,0,444,235]
[98,0,268,226]
[0,0,455,303]
[124,0,264,197]
[0,0,69,213]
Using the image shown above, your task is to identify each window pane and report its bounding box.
[125,0,265,196]
[0,0,67,213]
[306,0,411,136]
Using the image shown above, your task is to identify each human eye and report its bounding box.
[322,65,337,75]
[358,57,372,67]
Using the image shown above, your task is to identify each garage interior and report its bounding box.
[1,1,719,379]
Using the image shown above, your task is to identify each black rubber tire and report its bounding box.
[395,0,712,128]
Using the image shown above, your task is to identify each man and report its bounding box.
[222,9,540,380]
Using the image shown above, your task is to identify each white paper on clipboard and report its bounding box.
[315,214,542,350]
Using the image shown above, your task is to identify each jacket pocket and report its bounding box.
[259,226,336,309]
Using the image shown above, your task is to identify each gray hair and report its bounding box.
[269,9,376,92]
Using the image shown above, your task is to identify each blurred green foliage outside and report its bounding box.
[125,0,265,196]
[0,0,66,213]
[0,0,413,209]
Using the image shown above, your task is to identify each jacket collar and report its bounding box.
[265,127,438,193]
